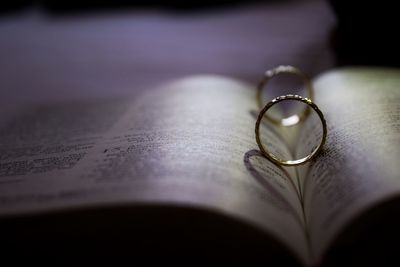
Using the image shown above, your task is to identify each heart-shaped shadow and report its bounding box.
[243,149,303,226]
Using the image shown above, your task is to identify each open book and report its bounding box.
[0,67,399,266]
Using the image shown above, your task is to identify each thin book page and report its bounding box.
[297,68,400,261]
[0,75,309,264]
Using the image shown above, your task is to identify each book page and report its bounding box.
[0,75,309,263]
[296,68,400,260]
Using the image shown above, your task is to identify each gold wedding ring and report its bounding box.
[255,95,327,166]
[256,65,314,126]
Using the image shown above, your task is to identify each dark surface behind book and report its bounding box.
[323,196,400,267]
[0,205,301,266]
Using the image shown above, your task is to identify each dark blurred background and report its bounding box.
[328,0,398,67]
[1,0,267,11]
[1,0,398,67]
[0,0,336,117]
[0,0,400,112]
[0,0,397,116]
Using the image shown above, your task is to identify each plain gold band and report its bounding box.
[256,65,314,126]
[255,94,327,166]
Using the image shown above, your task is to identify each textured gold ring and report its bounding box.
[256,65,314,126]
[255,94,327,166]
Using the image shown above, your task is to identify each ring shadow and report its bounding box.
[243,149,303,227]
